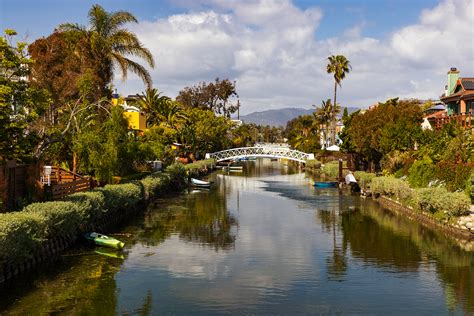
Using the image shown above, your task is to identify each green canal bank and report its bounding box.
[0,160,216,284]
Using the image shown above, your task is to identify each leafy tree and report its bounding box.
[29,31,105,123]
[345,98,423,169]
[285,115,320,152]
[176,78,239,118]
[73,106,132,181]
[0,30,51,162]
[327,55,351,145]
[180,107,233,159]
[58,4,154,89]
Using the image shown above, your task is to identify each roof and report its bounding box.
[461,78,474,90]
[425,104,446,112]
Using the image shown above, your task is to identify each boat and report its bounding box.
[313,181,338,188]
[84,232,125,250]
[190,178,212,188]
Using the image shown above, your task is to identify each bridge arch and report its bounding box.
[205,146,315,164]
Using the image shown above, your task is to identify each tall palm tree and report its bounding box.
[314,99,340,148]
[59,4,155,89]
[327,55,351,145]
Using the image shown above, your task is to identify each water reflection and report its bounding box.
[1,159,474,314]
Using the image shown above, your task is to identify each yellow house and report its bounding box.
[112,93,147,132]
[123,108,147,131]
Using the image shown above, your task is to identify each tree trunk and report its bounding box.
[332,81,337,145]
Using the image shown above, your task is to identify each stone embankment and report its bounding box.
[377,196,474,250]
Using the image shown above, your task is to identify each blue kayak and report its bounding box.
[314,181,338,188]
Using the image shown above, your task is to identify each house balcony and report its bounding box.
[429,113,473,130]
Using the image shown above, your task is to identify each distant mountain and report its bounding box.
[235,107,361,127]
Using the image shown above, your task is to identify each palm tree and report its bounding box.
[326,55,351,145]
[136,88,187,129]
[59,4,155,89]
[314,99,339,148]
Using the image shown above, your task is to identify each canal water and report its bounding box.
[1,160,473,314]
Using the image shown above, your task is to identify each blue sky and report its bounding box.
[1,0,473,114]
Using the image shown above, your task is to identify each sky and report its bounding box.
[1,0,473,115]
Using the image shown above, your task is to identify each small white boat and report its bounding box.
[190,178,212,188]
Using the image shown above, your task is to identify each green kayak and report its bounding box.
[84,232,125,250]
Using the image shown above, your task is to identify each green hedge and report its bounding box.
[0,212,45,265]
[321,161,340,179]
[413,187,470,218]
[0,166,189,267]
[372,176,471,219]
[23,202,82,238]
[371,176,414,204]
[354,171,376,190]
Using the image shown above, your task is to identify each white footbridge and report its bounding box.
[205,146,315,164]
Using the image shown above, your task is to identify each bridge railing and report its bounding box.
[206,147,314,163]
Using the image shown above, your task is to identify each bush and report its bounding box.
[354,171,376,190]
[93,182,144,213]
[408,158,437,188]
[413,187,470,218]
[64,191,107,222]
[140,173,171,199]
[468,171,474,203]
[321,161,340,179]
[305,159,321,169]
[165,163,187,188]
[23,201,83,238]
[371,176,413,203]
[0,211,44,265]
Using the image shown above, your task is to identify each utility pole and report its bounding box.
[237,99,240,120]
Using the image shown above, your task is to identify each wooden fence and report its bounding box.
[0,161,37,211]
[41,167,92,200]
[50,178,91,200]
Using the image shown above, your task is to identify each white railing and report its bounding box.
[205,146,315,163]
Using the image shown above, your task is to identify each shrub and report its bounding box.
[23,201,83,238]
[321,161,340,179]
[64,191,107,222]
[408,158,437,188]
[468,171,474,203]
[93,182,144,213]
[371,176,413,203]
[165,163,187,188]
[305,159,321,169]
[141,173,171,199]
[354,171,376,190]
[0,211,44,265]
[413,187,470,218]
[436,160,473,192]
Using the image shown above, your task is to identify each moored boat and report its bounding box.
[191,178,212,188]
[313,181,338,188]
[84,232,125,250]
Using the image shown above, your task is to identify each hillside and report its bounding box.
[235,107,360,127]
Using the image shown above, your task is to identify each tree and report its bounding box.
[344,98,423,169]
[29,31,105,124]
[176,78,239,118]
[314,99,339,148]
[0,29,51,162]
[327,55,351,145]
[285,115,320,153]
[58,4,154,89]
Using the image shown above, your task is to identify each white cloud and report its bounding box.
[114,0,474,114]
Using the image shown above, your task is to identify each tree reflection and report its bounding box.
[318,209,348,280]
[140,191,238,251]
[0,253,120,314]
[340,203,474,313]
